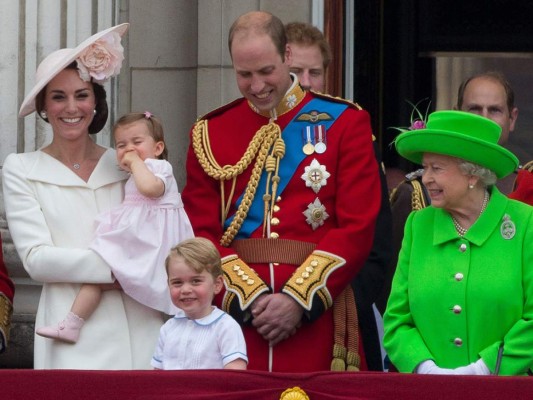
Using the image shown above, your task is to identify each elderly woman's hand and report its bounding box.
[416,360,456,375]
[453,359,490,375]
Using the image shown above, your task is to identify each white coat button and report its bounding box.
[459,243,467,252]
[454,338,463,346]
[455,273,464,281]
[453,305,462,314]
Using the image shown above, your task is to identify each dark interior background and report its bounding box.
[351,0,533,178]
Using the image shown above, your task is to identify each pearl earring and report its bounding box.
[469,184,474,189]
[93,109,97,115]
[40,111,47,119]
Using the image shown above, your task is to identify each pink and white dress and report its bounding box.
[90,158,194,314]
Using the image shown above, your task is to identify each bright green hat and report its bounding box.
[395,110,519,178]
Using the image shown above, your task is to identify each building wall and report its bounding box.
[1,0,123,368]
[0,0,312,368]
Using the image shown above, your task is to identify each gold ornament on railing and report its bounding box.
[279,387,310,400]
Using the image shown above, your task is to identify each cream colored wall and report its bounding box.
[196,0,311,115]
[123,0,311,191]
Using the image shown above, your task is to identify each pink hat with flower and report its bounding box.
[19,23,129,117]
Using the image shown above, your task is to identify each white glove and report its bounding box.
[454,359,491,375]
[416,360,456,375]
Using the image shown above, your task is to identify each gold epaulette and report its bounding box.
[195,98,246,122]
[310,90,363,110]
[389,170,429,211]
[221,255,269,311]
[310,91,374,141]
[388,185,399,205]
[410,179,428,211]
[0,293,13,351]
[283,251,345,311]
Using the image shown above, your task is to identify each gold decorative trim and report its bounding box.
[279,387,310,400]
[389,176,429,212]
[316,288,332,309]
[222,291,236,313]
[282,251,345,310]
[410,179,428,210]
[522,160,533,172]
[331,287,360,371]
[311,90,363,110]
[192,120,283,246]
[0,293,13,349]
[296,110,333,123]
[222,255,269,310]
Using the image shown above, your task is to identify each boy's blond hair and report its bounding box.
[165,237,222,279]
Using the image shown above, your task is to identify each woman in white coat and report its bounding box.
[2,23,163,369]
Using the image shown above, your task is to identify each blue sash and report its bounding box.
[225,98,348,239]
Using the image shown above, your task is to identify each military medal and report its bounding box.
[301,159,330,193]
[302,126,315,155]
[314,125,327,154]
[303,143,314,155]
[303,198,329,230]
[500,214,516,240]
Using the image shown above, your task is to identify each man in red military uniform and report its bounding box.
[0,234,15,353]
[182,11,381,372]
[509,161,533,206]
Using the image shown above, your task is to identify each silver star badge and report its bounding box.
[301,159,330,193]
[303,198,329,230]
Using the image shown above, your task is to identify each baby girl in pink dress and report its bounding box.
[37,112,194,343]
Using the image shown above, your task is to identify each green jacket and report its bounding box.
[384,187,533,375]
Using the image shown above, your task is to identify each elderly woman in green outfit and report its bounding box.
[383,110,533,376]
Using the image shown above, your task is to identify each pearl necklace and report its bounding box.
[452,190,489,237]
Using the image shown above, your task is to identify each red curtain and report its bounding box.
[3,369,533,400]
[324,0,344,97]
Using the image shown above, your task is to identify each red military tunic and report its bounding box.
[182,80,380,372]
[509,161,533,206]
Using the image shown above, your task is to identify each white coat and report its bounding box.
[2,149,164,369]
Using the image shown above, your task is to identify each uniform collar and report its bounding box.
[433,186,510,246]
[248,73,306,119]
